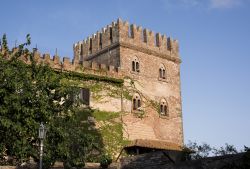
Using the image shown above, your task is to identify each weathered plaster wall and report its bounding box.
[120,46,183,146]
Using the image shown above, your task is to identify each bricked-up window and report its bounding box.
[79,88,90,105]
[132,57,140,73]
[132,94,141,111]
[159,64,166,79]
[160,99,168,116]
[110,27,113,43]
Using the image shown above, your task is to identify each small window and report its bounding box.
[136,62,139,72]
[159,69,162,78]
[138,99,141,108]
[132,61,135,72]
[160,99,168,116]
[162,69,166,79]
[132,94,141,111]
[160,105,163,113]
[132,57,140,73]
[133,98,137,110]
[159,64,166,79]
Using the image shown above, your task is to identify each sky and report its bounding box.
[0,0,250,150]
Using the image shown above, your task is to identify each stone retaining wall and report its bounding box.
[120,151,249,169]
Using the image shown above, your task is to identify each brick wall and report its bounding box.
[73,19,184,147]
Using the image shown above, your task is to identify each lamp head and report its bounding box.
[38,122,46,139]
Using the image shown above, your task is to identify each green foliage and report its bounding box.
[99,154,112,168]
[2,34,9,52]
[62,71,124,86]
[150,100,161,115]
[0,34,94,168]
[93,110,120,121]
[123,90,132,100]
[74,109,128,160]
[0,34,130,167]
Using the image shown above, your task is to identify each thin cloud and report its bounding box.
[180,0,201,7]
[160,0,203,11]
[210,0,244,9]
[161,0,248,11]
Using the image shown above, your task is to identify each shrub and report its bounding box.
[99,154,112,168]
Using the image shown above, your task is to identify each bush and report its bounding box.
[99,154,112,168]
[63,159,85,169]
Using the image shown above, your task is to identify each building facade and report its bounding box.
[73,19,184,148]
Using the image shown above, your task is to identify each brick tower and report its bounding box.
[73,18,184,151]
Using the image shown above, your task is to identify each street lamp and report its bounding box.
[39,122,47,169]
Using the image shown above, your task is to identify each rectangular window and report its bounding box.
[80,88,90,105]
[159,69,162,78]
[132,61,135,71]
[133,99,136,110]
[137,100,141,108]
[136,62,140,72]
[160,105,163,113]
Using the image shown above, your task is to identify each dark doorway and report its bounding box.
[80,88,90,105]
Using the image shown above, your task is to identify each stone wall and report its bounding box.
[120,151,249,169]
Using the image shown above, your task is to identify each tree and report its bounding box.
[186,141,212,160]
[0,34,94,168]
[186,141,240,160]
[213,143,238,156]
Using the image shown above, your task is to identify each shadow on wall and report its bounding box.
[120,150,250,169]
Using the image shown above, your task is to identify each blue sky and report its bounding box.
[1,0,250,149]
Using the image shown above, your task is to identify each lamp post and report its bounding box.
[38,122,47,169]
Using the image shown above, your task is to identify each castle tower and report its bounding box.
[74,19,184,151]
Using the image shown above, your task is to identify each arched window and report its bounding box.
[132,93,142,111]
[160,98,168,116]
[132,57,140,73]
[159,64,166,79]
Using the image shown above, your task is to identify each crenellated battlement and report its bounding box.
[74,18,180,63]
[18,50,123,79]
